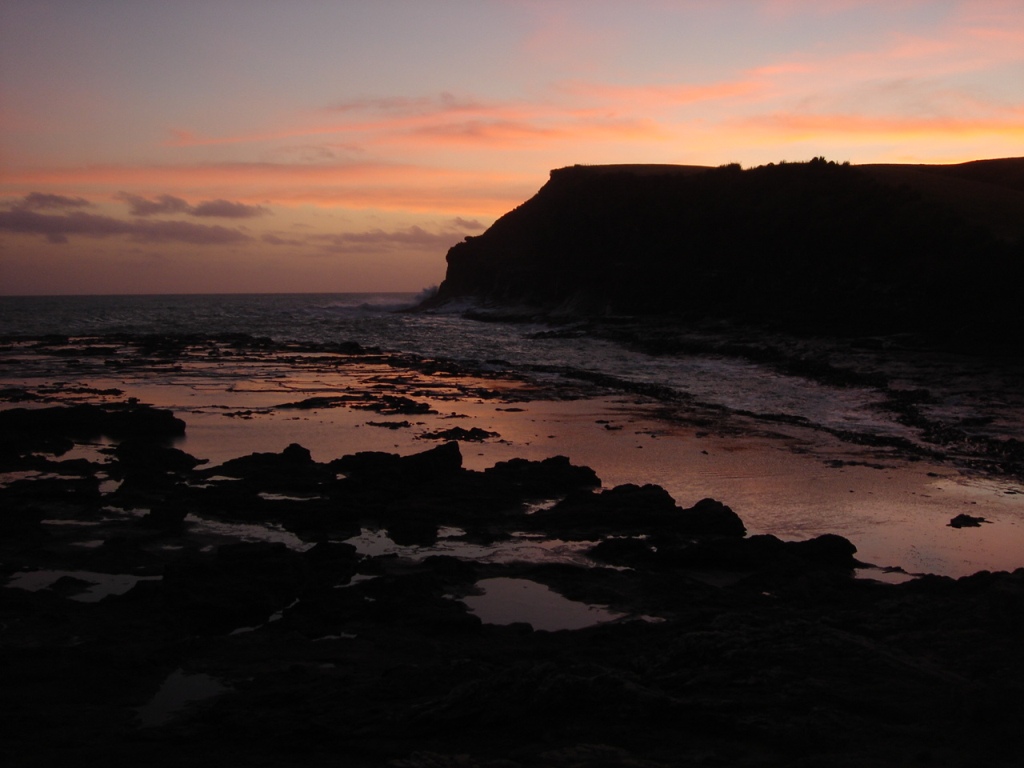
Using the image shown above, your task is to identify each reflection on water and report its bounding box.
[136,668,228,727]
[342,528,599,567]
[3,297,1024,579]
[461,577,625,631]
[184,514,314,551]
[5,569,160,602]
[854,566,917,585]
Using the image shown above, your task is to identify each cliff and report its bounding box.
[430,157,1024,343]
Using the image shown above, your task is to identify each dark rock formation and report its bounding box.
[949,513,989,528]
[531,484,744,538]
[660,532,858,573]
[332,441,464,488]
[428,158,1024,345]
[203,442,332,492]
[0,403,185,443]
[418,426,500,442]
[5,407,1024,768]
[480,455,600,499]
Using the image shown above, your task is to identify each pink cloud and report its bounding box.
[160,84,682,156]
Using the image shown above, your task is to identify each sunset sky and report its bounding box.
[2,0,1022,295]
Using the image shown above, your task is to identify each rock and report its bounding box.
[276,395,359,409]
[545,484,678,525]
[136,505,188,533]
[0,434,74,466]
[401,442,465,478]
[205,443,330,491]
[355,395,436,415]
[788,532,858,564]
[949,513,989,528]
[481,456,600,499]
[387,519,440,547]
[676,497,746,537]
[88,535,159,571]
[667,533,858,573]
[532,485,743,538]
[114,440,203,476]
[419,427,500,442]
[303,541,360,583]
[332,442,464,488]
[0,403,185,442]
[586,537,655,567]
[0,475,102,506]
[0,507,47,539]
[158,542,310,634]
[46,575,94,598]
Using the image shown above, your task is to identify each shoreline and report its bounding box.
[4,331,1024,765]
[3,331,1024,577]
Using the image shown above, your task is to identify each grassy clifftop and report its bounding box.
[433,157,1024,345]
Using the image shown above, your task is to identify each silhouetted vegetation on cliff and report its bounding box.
[434,158,1024,345]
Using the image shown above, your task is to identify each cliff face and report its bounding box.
[433,158,1024,341]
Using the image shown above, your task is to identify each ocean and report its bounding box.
[2,292,1024,577]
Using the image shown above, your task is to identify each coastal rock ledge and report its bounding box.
[427,158,1024,344]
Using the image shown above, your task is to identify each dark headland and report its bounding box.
[426,157,1024,348]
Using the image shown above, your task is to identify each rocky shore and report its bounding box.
[426,157,1024,349]
[4,395,1024,767]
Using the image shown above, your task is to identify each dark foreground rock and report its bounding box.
[3,418,1024,767]
[949,512,989,528]
[0,402,186,441]
[531,484,745,538]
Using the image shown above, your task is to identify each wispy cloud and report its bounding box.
[325,92,487,116]
[5,162,534,216]
[161,85,679,155]
[14,192,93,211]
[260,219,484,255]
[116,192,190,216]
[261,233,306,247]
[115,192,268,218]
[450,217,485,231]
[189,199,268,218]
[0,207,251,246]
[310,225,468,255]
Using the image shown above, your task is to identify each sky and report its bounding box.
[1,0,1022,296]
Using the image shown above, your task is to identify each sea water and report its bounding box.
[2,293,1020,448]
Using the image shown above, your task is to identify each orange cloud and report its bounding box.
[161,82,705,158]
[163,93,515,149]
